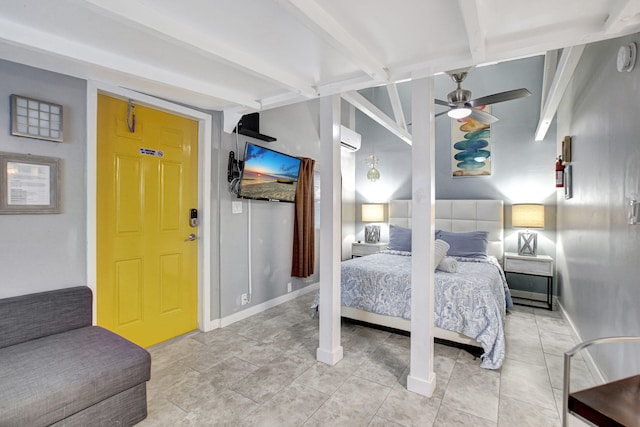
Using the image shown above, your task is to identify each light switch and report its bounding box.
[232,201,242,214]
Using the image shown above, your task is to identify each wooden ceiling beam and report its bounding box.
[0,15,261,109]
[604,0,640,35]
[457,0,486,63]
[342,91,412,145]
[387,83,408,132]
[82,0,319,98]
[279,0,389,82]
[535,45,585,141]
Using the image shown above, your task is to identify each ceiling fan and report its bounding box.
[436,70,531,124]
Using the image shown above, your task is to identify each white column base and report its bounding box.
[407,372,436,397]
[316,346,344,366]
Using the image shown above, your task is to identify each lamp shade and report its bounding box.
[362,204,385,222]
[512,204,545,228]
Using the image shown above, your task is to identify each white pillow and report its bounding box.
[436,256,458,273]
[434,239,449,269]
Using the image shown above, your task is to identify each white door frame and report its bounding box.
[86,81,217,333]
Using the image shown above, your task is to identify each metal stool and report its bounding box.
[563,336,640,427]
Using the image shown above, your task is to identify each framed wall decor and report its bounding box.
[562,136,572,163]
[451,106,492,177]
[564,164,573,199]
[0,152,61,214]
[10,95,63,142]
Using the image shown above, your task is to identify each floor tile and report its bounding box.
[500,358,556,410]
[498,395,560,427]
[183,388,260,426]
[504,332,546,366]
[540,330,578,358]
[545,352,596,391]
[136,396,189,427]
[304,376,391,427]
[142,292,578,426]
[203,356,260,388]
[441,360,500,422]
[376,382,441,426]
[231,349,316,403]
[536,316,574,336]
[434,403,496,427]
[368,415,404,426]
[353,342,409,387]
[237,381,329,427]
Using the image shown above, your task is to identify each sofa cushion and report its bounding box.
[0,326,150,427]
[0,286,92,349]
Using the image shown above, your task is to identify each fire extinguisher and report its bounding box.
[555,156,564,188]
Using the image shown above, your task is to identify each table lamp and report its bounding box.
[362,204,385,243]
[512,204,544,256]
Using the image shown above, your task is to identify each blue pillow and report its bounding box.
[387,224,412,252]
[435,230,488,258]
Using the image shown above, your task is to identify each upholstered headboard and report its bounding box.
[388,199,504,261]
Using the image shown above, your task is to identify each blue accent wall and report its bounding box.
[354,56,557,263]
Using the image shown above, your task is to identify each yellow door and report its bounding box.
[97,94,198,348]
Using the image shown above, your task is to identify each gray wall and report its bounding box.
[557,35,640,381]
[218,101,321,317]
[0,58,323,324]
[353,56,558,271]
[0,60,87,298]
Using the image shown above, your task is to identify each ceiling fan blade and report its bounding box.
[468,88,531,107]
[435,111,450,117]
[468,108,499,124]
[435,98,454,107]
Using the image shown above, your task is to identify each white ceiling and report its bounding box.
[1,0,639,119]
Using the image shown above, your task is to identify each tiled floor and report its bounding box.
[138,292,596,426]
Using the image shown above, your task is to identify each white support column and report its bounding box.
[317,94,344,365]
[407,74,436,397]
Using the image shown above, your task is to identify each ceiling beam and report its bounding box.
[317,75,382,97]
[279,0,389,82]
[0,16,261,109]
[386,83,408,132]
[81,0,319,99]
[604,0,640,35]
[457,0,486,63]
[540,50,559,116]
[341,91,412,145]
[535,45,585,141]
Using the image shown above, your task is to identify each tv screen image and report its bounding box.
[238,142,302,203]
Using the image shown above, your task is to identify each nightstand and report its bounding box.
[504,252,554,310]
[352,242,388,258]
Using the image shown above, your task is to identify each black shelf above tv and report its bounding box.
[233,113,276,142]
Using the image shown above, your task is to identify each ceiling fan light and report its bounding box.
[448,107,471,119]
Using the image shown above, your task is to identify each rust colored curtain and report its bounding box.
[291,157,315,278]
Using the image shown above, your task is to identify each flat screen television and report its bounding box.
[237,142,302,203]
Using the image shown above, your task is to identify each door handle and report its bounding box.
[185,233,198,242]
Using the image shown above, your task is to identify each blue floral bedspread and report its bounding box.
[312,251,512,369]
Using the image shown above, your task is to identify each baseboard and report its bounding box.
[203,318,220,332]
[219,282,319,328]
[558,301,606,385]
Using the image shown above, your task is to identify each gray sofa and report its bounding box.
[0,286,151,426]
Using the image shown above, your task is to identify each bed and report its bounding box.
[338,199,513,369]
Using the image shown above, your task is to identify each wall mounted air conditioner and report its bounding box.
[340,125,361,152]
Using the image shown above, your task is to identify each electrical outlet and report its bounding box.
[232,201,242,214]
[287,282,292,293]
[241,293,248,305]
